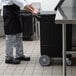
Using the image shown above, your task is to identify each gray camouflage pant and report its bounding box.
[5,33,24,60]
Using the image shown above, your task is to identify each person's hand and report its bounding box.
[24,4,39,14]
[29,4,39,14]
[32,8,39,14]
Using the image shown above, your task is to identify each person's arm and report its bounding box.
[11,0,39,14]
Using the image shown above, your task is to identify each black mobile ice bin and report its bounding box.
[36,11,72,66]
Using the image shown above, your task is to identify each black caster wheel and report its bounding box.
[39,55,51,66]
[66,58,72,66]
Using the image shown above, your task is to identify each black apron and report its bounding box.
[3,4,22,35]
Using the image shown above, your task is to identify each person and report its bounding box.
[1,0,39,64]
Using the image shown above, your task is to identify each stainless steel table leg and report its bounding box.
[62,24,66,76]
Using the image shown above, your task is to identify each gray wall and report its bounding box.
[62,0,76,7]
[73,0,76,7]
[62,0,73,7]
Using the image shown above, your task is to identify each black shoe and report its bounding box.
[5,58,21,64]
[16,56,30,61]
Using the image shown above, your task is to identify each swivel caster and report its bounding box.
[39,55,51,66]
[66,58,72,66]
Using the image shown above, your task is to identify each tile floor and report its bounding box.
[0,37,76,76]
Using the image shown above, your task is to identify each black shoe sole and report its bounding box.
[16,58,30,61]
[5,60,20,64]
